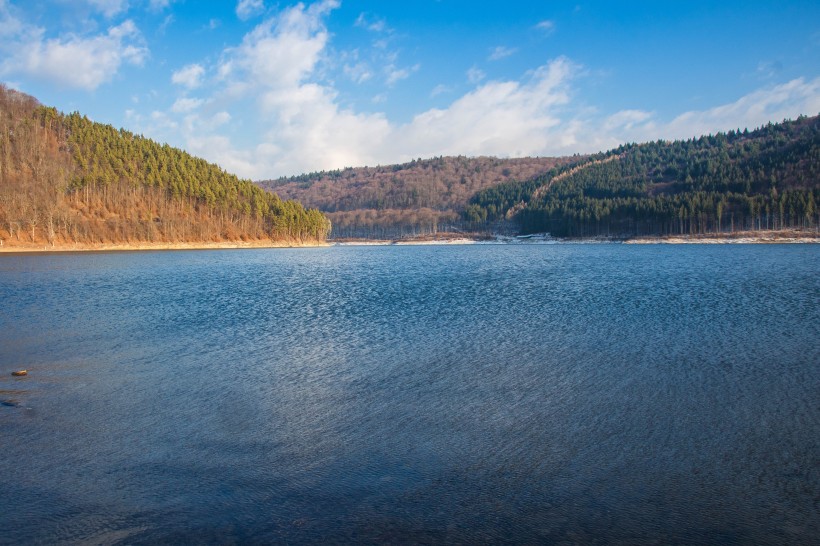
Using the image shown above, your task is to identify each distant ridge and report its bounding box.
[259,116,819,239]
[257,155,579,239]
[0,84,329,249]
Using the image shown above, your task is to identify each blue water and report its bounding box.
[1,244,818,544]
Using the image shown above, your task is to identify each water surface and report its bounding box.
[1,245,818,544]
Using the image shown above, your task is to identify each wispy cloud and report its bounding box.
[344,61,372,84]
[536,20,555,34]
[355,12,390,33]
[659,77,820,140]
[569,77,820,153]
[467,66,486,84]
[488,46,517,61]
[157,14,174,35]
[236,0,264,21]
[601,109,653,132]
[430,84,451,97]
[756,60,783,80]
[386,63,419,86]
[84,0,129,18]
[171,63,205,89]
[149,0,175,12]
[0,2,25,38]
[171,96,205,113]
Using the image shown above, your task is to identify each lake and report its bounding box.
[1,244,818,544]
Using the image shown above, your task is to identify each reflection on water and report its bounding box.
[1,245,818,544]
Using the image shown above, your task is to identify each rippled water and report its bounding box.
[1,244,818,544]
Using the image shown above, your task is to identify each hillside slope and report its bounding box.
[258,155,578,238]
[0,85,329,248]
[468,115,820,237]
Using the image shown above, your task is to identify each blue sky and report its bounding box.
[1,0,819,179]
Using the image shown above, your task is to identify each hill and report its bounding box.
[468,115,819,237]
[259,116,819,240]
[257,155,578,239]
[0,84,329,249]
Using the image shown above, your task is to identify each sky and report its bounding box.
[1,1,819,179]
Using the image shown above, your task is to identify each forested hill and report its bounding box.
[257,155,578,239]
[467,115,820,237]
[0,84,329,248]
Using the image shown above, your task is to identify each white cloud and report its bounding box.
[180,53,578,178]
[171,63,205,89]
[536,20,555,34]
[154,4,579,177]
[0,18,147,91]
[171,0,392,178]
[236,0,265,21]
[211,111,231,126]
[660,77,820,140]
[551,77,820,155]
[394,58,576,159]
[219,1,338,89]
[488,46,516,61]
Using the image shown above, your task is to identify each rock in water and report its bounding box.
[11,370,27,376]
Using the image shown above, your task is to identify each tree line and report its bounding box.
[467,115,819,237]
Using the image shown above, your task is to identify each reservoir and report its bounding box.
[1,244,818,543]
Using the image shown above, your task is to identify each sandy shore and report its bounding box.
[0,240,329,253]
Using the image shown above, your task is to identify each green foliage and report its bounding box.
[58,111,330,241]
[468,116,820,236]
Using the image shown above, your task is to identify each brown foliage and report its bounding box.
[0,84,328,248]
[258,155,579,238]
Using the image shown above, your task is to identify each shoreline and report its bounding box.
[332,229,820,246]
[1,230,817,253]
[623,230,820,244]
[0,240,329,254]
